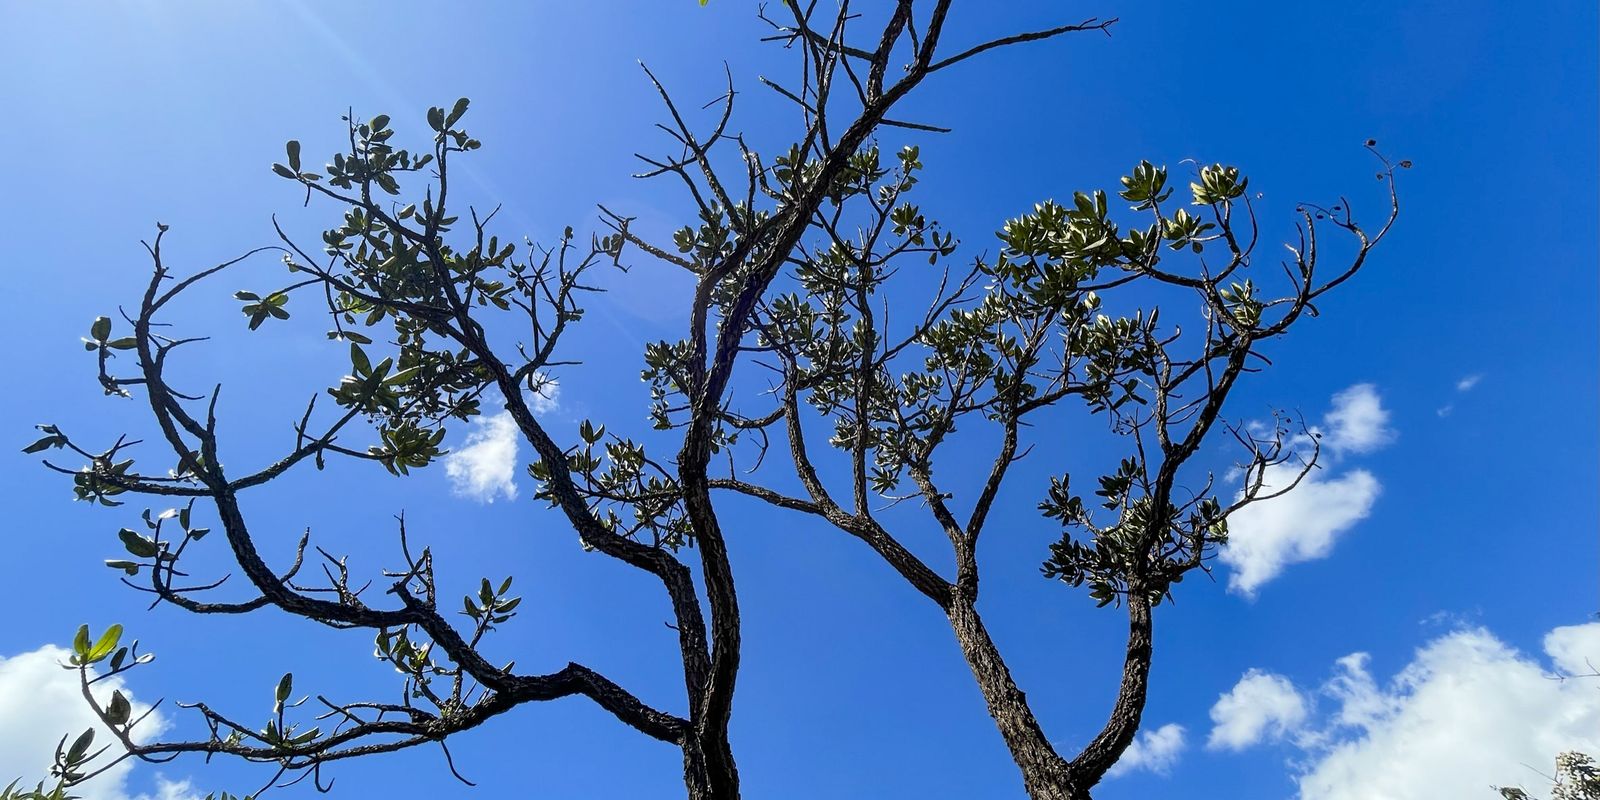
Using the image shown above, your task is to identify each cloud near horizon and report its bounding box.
[1207,621,1600,799]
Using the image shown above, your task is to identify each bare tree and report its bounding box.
[21,4,1402,800]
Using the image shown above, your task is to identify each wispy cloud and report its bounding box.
[1439,373,1484,416]
[1221,384,1391,596]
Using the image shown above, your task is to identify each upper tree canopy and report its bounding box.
[6,4,1438,800]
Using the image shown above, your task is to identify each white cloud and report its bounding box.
[1439,374,1483,415]
[443,411,522,503]
[1321,653,1393,731]
[1319,383,1394,455]
[1221,466,1381,596]
[1221,384,1391,596]
[138,777,204,800]
[1209,622,1600,800]
[1107,723,1187,777]
[441,378,562,504]
[1544,623,1600,676]
[1207,670,1310,751]
[0,645,198,800]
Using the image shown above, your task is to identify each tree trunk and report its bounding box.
[678,410,742,799]
[682,731,740,800]
[946,597,1088,800]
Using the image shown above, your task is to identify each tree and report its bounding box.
[1499,752,1600,800]
[20,4,1402,799]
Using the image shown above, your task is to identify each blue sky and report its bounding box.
[0,2,1595,799]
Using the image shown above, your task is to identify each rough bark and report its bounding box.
[946,594,1087,800]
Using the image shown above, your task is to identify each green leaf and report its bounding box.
[90,316,112,342]
[427,106,445,131]
[119,528,159,558]
[21,434,62,454]
[105,560,141,576]
[349,343,371,376]
[271,163,296,179]
[285,140,301,172]
[328,330,372,344]
[382,365,421,386]
[73,625,91,660]
[446,97,470,128]
[275,672,293,705]
[65,728,95,764]
[87,624,123,662]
